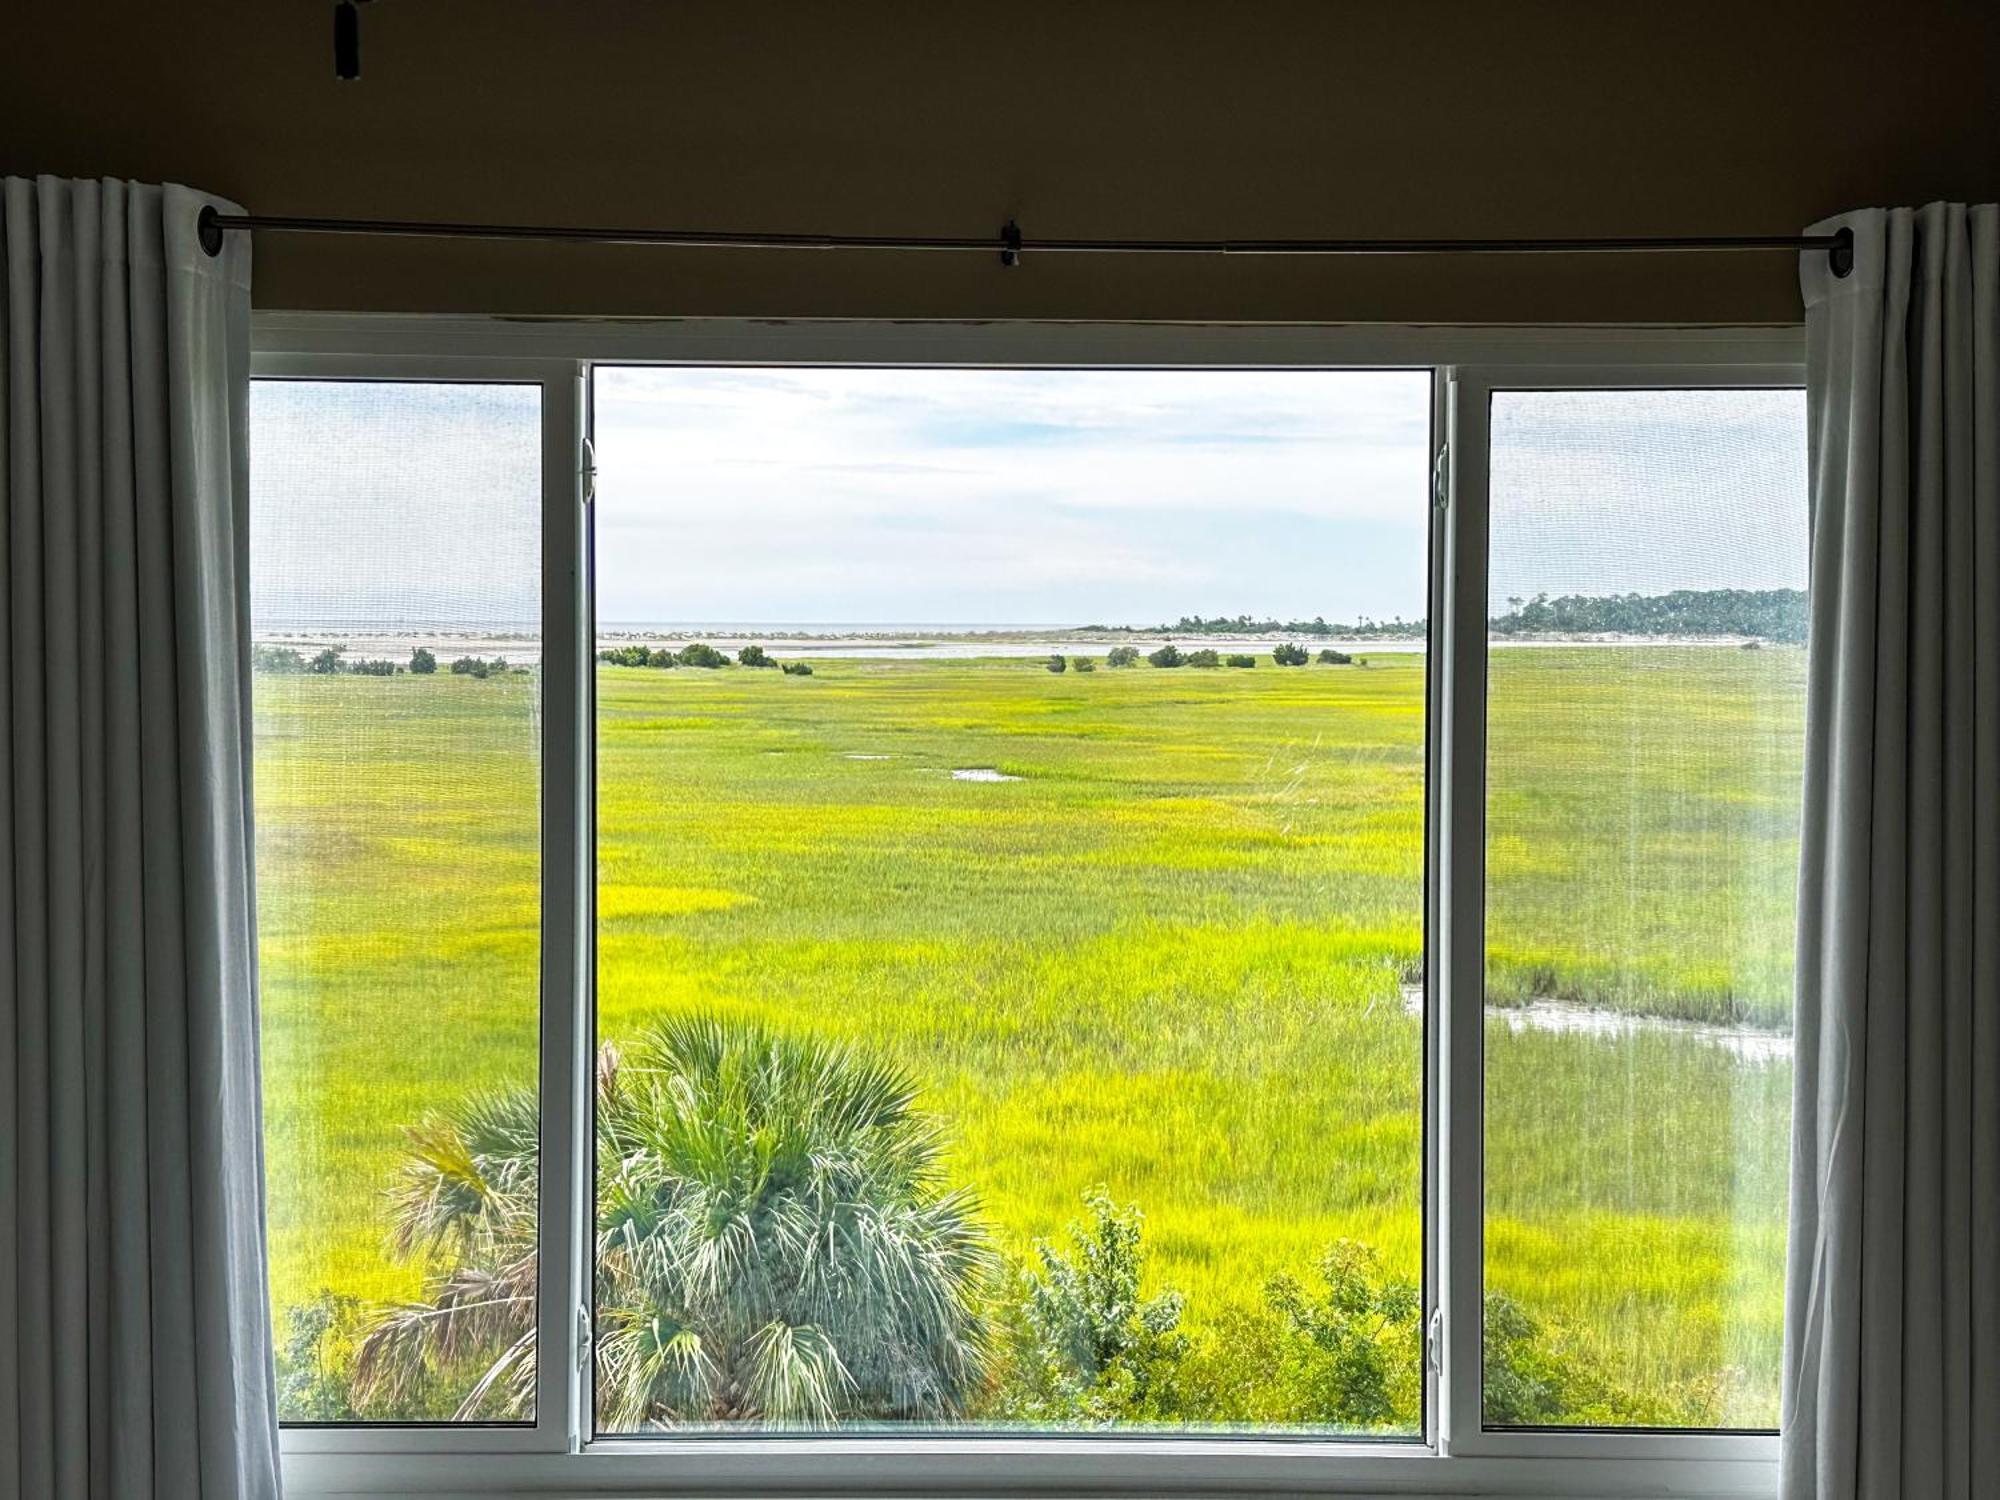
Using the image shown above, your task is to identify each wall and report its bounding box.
[6,0,1998,323]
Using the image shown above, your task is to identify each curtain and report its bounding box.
[1785,203,2000,1499]
[0,178,280,1498]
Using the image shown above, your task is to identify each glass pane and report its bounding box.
[251,380,542,1423]
[1481,387,1808,1429]
[591,368,1432,1434]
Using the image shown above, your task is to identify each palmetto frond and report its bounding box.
[360,1015,994,1428]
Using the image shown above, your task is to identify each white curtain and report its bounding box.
[0,178,280,1498]
[1785,203,2000,1499]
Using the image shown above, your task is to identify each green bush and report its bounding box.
[275,1292,368,1423]
[349,658,400,676]
[994,1188,1189,1425]
[738,644,775,668]
[1147,644,1184,669]
[675,642,730,669]
[1106,646,1141,668]
[782,660,814,676]
[597,645,667,668]
[252,644,307,674]
[1185,648,1221,668]
[409,647,438,674]
[1225,654,1256,668]
[449,656,512,679]
[1261,1242,1421,1428]
[1047,653,1068,674]
[1071,657,1095,673]
[1272,643,1310,666]
[307,647,343,675]
[1317,648,1351,665]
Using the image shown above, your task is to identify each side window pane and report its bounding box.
[250,380,542,1424]
[1482,388,1808,1430]
[590,368,1433,1434]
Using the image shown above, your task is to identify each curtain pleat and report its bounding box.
[0,176,279,1500]
[1785,202,2000,1500]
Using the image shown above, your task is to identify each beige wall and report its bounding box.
[7,1,1998,323]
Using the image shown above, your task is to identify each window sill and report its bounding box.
[280,1439,1778,1499]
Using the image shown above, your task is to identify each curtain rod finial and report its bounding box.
[197,205,224,258]
[1830,226,1855,278]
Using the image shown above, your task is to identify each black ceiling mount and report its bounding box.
[334,0,371,81]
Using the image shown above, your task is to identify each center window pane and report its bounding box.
[589,367,1432,1434]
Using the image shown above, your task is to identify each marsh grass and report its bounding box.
[255,645,1802,1427]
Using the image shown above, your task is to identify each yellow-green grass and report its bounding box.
[254,646,1801,1427]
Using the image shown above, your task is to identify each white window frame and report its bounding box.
[255,314,1802,1500]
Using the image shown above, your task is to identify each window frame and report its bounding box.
[254,316,1802,1499]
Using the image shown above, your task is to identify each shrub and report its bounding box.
[349,658,400,676]
[253,644,306,674]
[1317,648,1351,665]
[275,1292,367,1423]
[782,660,814,676]
[1071,657,1095,673]
[995,1188,1188,1425]
[738,644,775,668]
[597,644,665,668]
[1147,644,1184,669]
[675,642,729,669]
[1046,653,1068,674]
[1261,1241,1421,1429]
[1185,648,1221,668]
[1225,654,1256,668]
[449,656,485,677]
[1272,642,1310,666]
[307,647,343,675]
[1106,646,1141,668]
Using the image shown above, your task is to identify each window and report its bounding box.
[1480,388,1808,1431]
[250,380,544,1424]
[589,367,1432,1435]
[251,323,1805,1496]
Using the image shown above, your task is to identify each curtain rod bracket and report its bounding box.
[1000,220,1022,269]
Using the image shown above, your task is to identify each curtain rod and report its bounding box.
[195,208,1856,276]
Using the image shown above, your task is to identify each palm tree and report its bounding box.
[352,1015,994,1427]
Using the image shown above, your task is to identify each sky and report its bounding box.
[248,372,1808,632]
[591,367,1434,627]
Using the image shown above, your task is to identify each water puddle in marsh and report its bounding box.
[951,768,1022,782]
[1399,984,1791,1064]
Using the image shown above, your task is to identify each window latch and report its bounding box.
[577,1304,593,1369]
[580,435,597,506]
[1431,443,1450,511]
[1426,1307,1445,1376]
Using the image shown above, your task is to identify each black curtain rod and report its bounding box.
[196,207,1856,276]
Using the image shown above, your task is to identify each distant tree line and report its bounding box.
[1489,588,1807,642]
[1094,588,1808,644]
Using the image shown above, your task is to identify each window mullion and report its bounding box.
[534,363,590,1450]
[1436,368,1491,1456]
